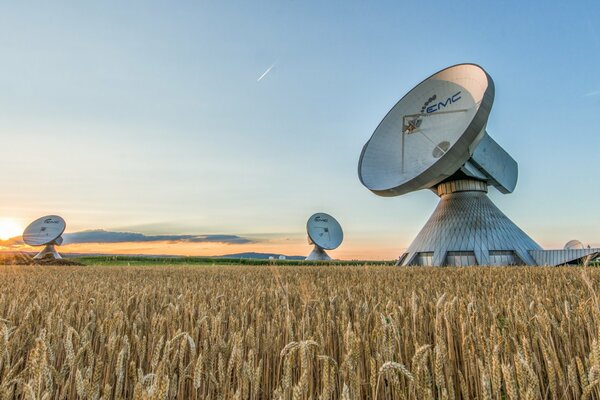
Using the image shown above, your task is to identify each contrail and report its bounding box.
[257,63,275,82]
[585,90,600,97]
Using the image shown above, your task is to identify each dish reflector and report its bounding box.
[358,63,517,196]
[306,213,343,250]
[23,215,66,246]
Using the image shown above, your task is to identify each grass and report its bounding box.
[0,264,600,399]
[0,253,396,267]
[73,255,396,267]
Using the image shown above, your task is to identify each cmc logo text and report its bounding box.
[422,91,462,114]
[315,216,329,223]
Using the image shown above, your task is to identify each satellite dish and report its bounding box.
[22,215,66,260]
[358,64,542,266]
[359,63,517,196]
[305,212,343,261]
[564,240,585,250]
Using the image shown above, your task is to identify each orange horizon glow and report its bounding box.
[0,238,403,261]
[2,232,598,262]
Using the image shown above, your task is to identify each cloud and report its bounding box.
[0,237,24,247]
[0,230,254,247]
[61,230,254,245]
[585,90,600,97]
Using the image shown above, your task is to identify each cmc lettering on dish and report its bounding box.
[420,91,462,114]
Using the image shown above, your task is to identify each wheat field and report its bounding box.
[0,264,599,399]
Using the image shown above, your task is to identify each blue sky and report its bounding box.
[1,0,599,258]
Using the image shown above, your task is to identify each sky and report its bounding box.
[1,0,599,260]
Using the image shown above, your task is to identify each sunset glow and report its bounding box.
[0,2,598,260]
[0,218,22,241]
[53,238,401,260]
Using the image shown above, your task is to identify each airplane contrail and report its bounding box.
[257,63,275,82]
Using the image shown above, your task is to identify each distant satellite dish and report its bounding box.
[564,240,585,250]
[22,215,66,260]
[305,213,343,261]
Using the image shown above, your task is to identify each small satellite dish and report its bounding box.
[305,212,343,261]
[564,240,585,250]
[22,215,66,260]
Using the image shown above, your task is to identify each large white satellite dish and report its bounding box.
[305,212,343,261]
[358,64,542,266]
[359,63,517,196]
[22,215,66,260]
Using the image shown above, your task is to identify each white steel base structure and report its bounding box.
[398,179,600,266]
[306,245,332,261]
[33,243,63,260]
[399,179,542,266]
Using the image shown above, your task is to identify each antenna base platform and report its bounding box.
[306,245,332,261]
[33,244,63,260]
[398,187,541,266]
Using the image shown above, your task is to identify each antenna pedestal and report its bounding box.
[33,243,63,260]
[306,245,332,261]
[398,180,542,266]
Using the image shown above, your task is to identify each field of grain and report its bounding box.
[1,265,599,399]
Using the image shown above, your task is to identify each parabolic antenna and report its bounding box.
[305,213,343,261]
[564,240,585,250]
[22,215,66,260]
[359,63,517,196]
[358,64,543,266]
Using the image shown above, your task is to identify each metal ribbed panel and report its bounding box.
[529,249,600,266]
[400,189,542,266]
[437,179,487,196]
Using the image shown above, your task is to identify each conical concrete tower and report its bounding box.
[398,179,541,266]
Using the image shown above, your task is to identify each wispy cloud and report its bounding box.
[0,237,24,247]
[62,230,254,245]
[585,90,600,97]
[0,230,255,247]
[257,62,276,82]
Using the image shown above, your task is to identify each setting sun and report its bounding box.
[0,218,23,241]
